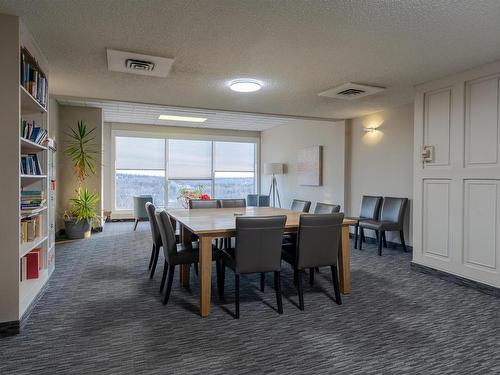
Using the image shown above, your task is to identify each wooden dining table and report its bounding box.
[166,207,356,317]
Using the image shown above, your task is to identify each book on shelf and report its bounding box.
[21,190,46,212]
[20,119,48,145]
[20,153,43,175]
[21,215,42,243]
[20,248,41,281]
[20,47,48,108]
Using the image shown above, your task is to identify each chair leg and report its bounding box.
[297,270,304,311]
[293,266,299,286]
[330,265,342,305]
[359,228,364,250]
[148,244,155,270]
[218,259,226,300]
[400,230,408,252]
[309,267,314,286]
[260,272,265,292]
[149,244,160,279]
[382,231,388,248]
[163,264,176,304]
[160,260,168,292]
[354,224,359,249]
[194,263,199,276]
[274,271,283,314]
[133,219,139,231]
[375,230,379,245]
[378,231,383,256]
[235,274,240,319]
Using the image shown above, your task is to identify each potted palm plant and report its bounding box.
[63,120,100,239]
[64,187,99,239]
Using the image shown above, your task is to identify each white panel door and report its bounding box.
[413,63,500,288]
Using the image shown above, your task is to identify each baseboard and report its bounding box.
[348,233,413,252]
[0,271,51,337]
[411,262,500,298]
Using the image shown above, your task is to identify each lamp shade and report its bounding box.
[264,162,283,175]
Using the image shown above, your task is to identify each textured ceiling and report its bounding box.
[56,97,302,131]
[2,0,500,120]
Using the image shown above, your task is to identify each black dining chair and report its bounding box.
[258,195,270,207]
[314,202,341,214]
[290,199,311,213]
[219,199,246,208]
[218,215,287,318]
[145,202,162,279]
[358,197,408,256]
[349,195,383,249]
[246,194,258,207]
[189,199,220,209]
[282,213,344,310]
[155,210,221,304]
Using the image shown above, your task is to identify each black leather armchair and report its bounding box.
[314,202,341,214]
[145,202,162,279]
[348,195,382,249]
[290,199,311,213]
[189,199,220,209]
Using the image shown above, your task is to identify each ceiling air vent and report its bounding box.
[318,82,385,100]
[126,59,155,72]
[107,49,174,78]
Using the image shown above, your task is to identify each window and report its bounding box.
[214,142,256,199]
[113,135,257,210]
[115,137,165,209]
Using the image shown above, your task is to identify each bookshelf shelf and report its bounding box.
[20,206,47,219]
[19,235,48,258]
[20,137,47,153]
[20,85,47,114]
[19,268,49,315]
[20,174,47,179]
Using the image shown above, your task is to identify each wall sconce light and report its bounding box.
[363,127,377,133]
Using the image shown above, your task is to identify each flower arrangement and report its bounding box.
[178,186,211,208]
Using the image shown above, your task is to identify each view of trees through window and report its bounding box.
[114,136,256,209]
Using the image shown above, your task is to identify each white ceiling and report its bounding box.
[56,97,307,131]
[2,1,500,120]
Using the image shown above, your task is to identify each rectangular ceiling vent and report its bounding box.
[107,49,174,78]
[318,82,385,100]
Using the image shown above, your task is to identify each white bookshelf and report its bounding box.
[0,15,55,333]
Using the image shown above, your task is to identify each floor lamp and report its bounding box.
[264,163,284,208]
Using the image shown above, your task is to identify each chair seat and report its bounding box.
[359,219,400,231]
[171,241,220,265]
[221,247,236,270]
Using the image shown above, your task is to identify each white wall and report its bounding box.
[347,105,414,244]
[260,119,346,211]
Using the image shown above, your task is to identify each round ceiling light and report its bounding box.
[229,79,262,93]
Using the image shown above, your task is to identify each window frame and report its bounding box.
[111,129,260,214]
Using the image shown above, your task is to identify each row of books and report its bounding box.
[21,215,42,243]
[21,48,48,108]
[20,248,41,281]
[21,120,48,145]
[21,190,46,211]
[20,153,43,175]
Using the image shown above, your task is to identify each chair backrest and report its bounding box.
[380,197,408,225]
[154,210,178,262]
[258,195,270,207]
[133,195,152,219]
[145,202,162,248]
[189,199,220,209]
[291,199,311,213]
[296,213,344,269]
[314,202,341,214]
[247,194,258,207]
[234,215,287,274]
[219,199,246,208]
[359,195,382,219]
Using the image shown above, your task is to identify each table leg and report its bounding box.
[180,225,191,288]
[199,236,212,317]
[338,225,351,294]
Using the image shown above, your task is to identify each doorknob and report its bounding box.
[421,145,435,163]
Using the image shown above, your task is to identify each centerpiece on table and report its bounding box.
[177,186,211,208]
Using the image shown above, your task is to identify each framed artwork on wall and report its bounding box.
[297,145,322,186]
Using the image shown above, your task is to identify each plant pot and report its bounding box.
[64,219,91,239]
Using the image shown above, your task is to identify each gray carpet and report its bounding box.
[1,222,499,374]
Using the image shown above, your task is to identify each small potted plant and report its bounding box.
[177,186,210,208]
[64,187,100,239]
